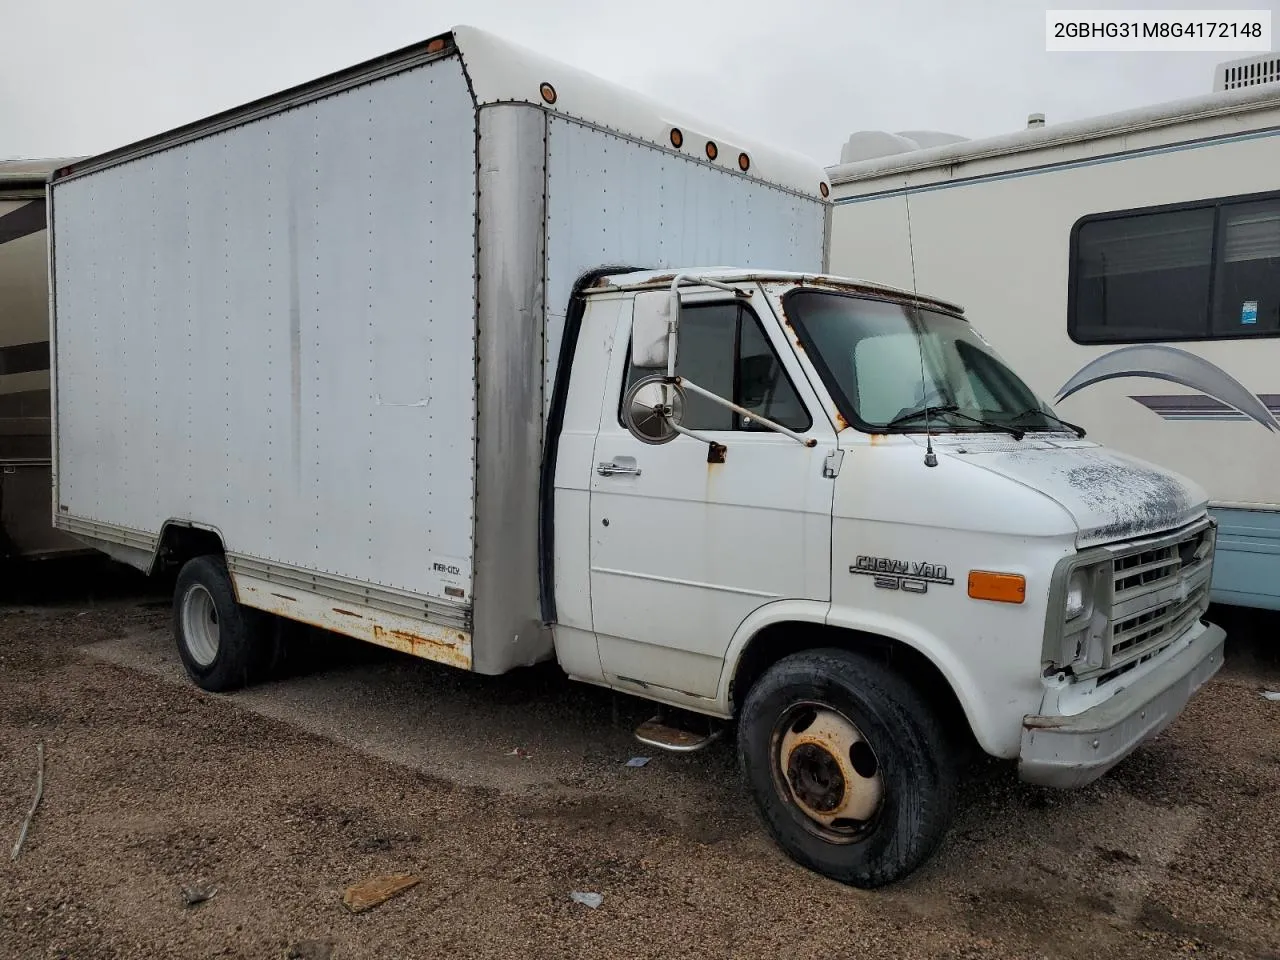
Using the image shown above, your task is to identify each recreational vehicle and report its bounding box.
[827,54,1280,612]
[0,158,84,560]
[50,25,1224,887]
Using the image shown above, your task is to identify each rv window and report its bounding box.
[620,302,812,433]
[1072,208,1215,342]
[1212,199,1280,336]
[1071,192,1280,342]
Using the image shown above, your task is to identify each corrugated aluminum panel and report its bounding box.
[52,57,478,602]
[543,117,826,418]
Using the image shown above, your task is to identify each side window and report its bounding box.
[1072,207,1215,342]
[621,302,812,432]
[736,313,811,431]
[1212,199,1280,335]
[1070,192,1280,343]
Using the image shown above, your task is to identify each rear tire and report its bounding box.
[738,648,958,888]
[172,555,268,692]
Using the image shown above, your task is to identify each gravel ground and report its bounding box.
[1,559,1277,960]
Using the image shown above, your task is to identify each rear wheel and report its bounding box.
[738,648,958,888]
[172,555,268,692]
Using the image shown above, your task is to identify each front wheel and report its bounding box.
[738,648,958,888]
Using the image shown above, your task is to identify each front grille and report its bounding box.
[1112,582,1209,657]
[1113,545,1181,594]
[1104,522,1213,671]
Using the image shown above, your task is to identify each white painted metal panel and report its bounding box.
[451,26,828,201]
[52,58,478,601]
[543,117,826,417]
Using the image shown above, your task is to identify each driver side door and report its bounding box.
[588,291,837,705]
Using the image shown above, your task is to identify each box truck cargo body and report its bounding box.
[49,26,827,675]
[51,25,1224,888]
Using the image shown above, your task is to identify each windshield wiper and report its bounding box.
[1010,408,1086,438]
[883,404,1024,439]
[883,404,958,431]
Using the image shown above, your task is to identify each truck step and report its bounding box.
[633,714,724,754]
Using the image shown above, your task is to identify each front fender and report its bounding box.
[716,599,1032,759]
[822,606,1026,757]
[714,598,830,712]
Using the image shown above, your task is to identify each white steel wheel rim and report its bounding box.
[774,702,884,841]
[181,584,220,668]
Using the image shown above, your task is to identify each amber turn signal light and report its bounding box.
[968,570,1026,604]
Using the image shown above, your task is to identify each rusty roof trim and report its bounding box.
[595,268,964,315]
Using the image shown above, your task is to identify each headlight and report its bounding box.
[1044,555,1110,677]
[1065,569,1090,621]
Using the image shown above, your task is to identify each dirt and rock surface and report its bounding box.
[1,559,1278,959]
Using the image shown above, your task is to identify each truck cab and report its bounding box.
[552,268,1224,886]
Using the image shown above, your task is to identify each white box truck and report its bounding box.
[826,55,1280,614]
[49,25,1226,888]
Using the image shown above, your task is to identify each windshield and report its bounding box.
[783,289,1062,434]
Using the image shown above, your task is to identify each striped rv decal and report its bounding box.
[1131,394,1280,422]
[1058,345,1280,433]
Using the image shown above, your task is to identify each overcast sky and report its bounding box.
[3,0,1276,167]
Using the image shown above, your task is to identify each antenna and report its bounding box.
[903,193,937,468]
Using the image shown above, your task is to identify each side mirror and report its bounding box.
[621,375,685,445]
[630,290,676,371]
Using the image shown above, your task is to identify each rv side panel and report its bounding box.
[0,184,84,560]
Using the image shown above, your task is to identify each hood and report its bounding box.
[929,435,1207,548]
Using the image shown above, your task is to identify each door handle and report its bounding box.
[597,458,641,477]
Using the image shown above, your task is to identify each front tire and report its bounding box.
[172,555,268,692]
[738,648,957,888]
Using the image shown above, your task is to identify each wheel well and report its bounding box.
[153,523,225,577]
[729,621,974,749]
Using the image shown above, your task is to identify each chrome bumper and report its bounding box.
[1018,621,1225,789]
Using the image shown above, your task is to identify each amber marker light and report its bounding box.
[968,570,1026,604]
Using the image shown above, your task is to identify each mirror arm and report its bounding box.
[670,422,720,445]
[677,378,818,448]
